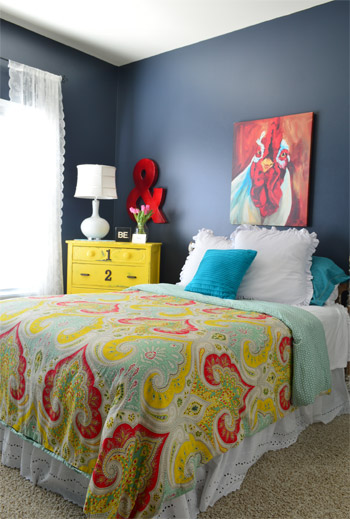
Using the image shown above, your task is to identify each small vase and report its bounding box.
[134,222,148,241]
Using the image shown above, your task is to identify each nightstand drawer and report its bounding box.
[72,263,148,288]
[72,246,147,264]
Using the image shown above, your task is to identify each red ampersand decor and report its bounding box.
[126,158,167,223]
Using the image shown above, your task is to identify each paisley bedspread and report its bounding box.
[0,285,331,518]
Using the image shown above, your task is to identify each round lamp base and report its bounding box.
[80,199,110,240]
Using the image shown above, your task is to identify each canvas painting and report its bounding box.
[230,112,313,226]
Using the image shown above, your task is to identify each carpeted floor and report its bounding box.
[0,415,349,519]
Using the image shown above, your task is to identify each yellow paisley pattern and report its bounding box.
[0,288,297,519]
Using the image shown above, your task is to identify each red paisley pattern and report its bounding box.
[0,324,26,401]
[204,353,254,444]
[279,384,291,411]
[279,336,291,363]
[93,423,169,516]
[43,345,102,439]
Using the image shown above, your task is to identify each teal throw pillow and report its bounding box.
[310,256,349,306]
[185,248,257,299]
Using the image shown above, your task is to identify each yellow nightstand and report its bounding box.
[66,240,161,294]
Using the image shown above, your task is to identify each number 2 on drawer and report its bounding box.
[105,269,112,281]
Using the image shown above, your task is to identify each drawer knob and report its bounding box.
[123,252,131,260]
[80,273,90,277]
[86,250,95,258]
[127,275,137,279]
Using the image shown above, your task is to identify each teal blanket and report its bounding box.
[134,283,332,407]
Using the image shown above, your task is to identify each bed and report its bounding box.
[0,225,349,519]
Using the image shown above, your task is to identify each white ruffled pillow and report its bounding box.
[178,229,233,286]
[230,225,319,306]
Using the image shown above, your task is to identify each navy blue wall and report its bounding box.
[0,19,119,287]
[116,0,349,282]
[1,1,349,288]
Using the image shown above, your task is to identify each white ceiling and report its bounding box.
[0,0,332,66]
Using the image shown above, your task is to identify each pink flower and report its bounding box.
[130,204,153,227]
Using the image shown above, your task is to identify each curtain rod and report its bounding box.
[0,56,67,83]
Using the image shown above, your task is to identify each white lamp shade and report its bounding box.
[74,164,117,199]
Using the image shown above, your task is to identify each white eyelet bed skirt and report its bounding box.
[1,369,349,519]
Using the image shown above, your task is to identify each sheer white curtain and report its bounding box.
[0,61,65,297]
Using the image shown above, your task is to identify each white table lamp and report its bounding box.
[74,164,117,240]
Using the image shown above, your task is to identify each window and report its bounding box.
[0,62,65,298]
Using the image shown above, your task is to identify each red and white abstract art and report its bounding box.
[230,112,313,226]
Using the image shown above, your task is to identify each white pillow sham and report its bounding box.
[324,285,339,306]
[230,225,319,306]
[178,229,233,286]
